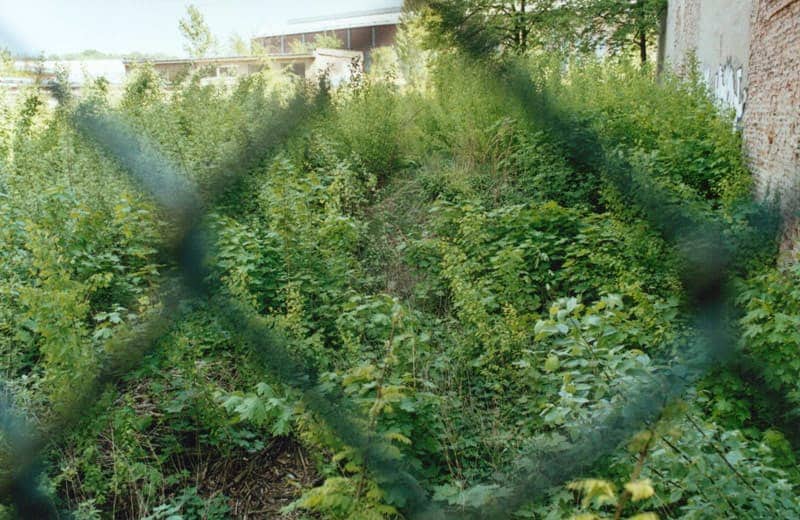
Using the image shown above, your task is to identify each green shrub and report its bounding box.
[1,41,796,520]
[737,263,800,404]
[549,59,752,205]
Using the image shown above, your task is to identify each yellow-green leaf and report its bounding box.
[544,354,560,372]
[567,478,616,507]
[384,431,412,445]
[628,513,659,520]
[628,430,653,453]
[625,479,655,502]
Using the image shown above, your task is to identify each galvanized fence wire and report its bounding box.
[0,8,792,519]
[1,73,431,517]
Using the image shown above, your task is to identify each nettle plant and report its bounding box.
[736,263,800,404]
[218,382,295,438]
[2,26,799,520]
[1,100,161,399]
[532,295,663,431]
[285,296,443,519]
[533,396,800,519]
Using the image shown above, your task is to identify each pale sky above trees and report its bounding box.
[0,0,402,57]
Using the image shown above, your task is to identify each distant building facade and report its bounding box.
[253,7,402,66]
[123,7,404,86]
[124,48,363,86]
[664,0,800,256]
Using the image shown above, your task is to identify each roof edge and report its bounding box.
[122,54,316,65]
[287,6,402,25]
[255,7,404,38]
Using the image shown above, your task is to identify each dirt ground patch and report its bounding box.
[198,436,319,519]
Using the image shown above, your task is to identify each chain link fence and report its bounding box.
[0,3,792,518]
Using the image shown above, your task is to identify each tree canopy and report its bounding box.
[578,0,667,63]
[179,4,217,58]
[419,0,667,62]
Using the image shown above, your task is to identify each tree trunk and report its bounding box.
[519,0,527,53]
[656,6,668,76]
[639,31,647,65]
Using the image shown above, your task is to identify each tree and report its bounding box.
[228,33,251,56]
[289,32,344,55]
[415,0,666,62]
[395,12,433,89]
[0,47,14,75]
[179,5,216,58]
[315,32,344,50]
[414,1,580,55]
[487,0,573,53]
[578,0,667,64]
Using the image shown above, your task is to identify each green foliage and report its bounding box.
[0,90,12,161]
[315,32,345,50]
[285,476,399,519]
[394,12,434,90]
[1,26,796,520]
[417,1,577,55]
[578,0,667,63]
[323,76,403,184]
[179,5,217,58]
[642,409,800,519]
[220,383,295,436]
[369,47,400,80]
[227,33,251,56]
[535,402,800,519]
[144,487,230,520]
[417,0,666,62]
[0,48,13,75]
[289,32,345,54]
[543,58,752,206]
[737,263,800,404]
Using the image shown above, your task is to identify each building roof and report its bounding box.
[123,49,363,69]
[123,54,314,66]
[123,48,362,67]
[256,6,403,38]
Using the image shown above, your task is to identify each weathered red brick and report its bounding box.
[744,0,800,257]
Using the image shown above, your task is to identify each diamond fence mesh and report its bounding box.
[0,4,793,519]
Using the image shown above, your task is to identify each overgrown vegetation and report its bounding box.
[0,6,798,520]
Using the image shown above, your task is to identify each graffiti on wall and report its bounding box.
[704,60,747,124]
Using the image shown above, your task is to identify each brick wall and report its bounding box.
[744,0,800,255]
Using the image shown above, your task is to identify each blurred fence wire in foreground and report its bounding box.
[0,7,791,519]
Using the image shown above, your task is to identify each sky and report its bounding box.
[0,0,403,57]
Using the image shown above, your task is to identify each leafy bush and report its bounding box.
[546,59,752,206]
[1,39,796,520]
[737,263,800,404]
